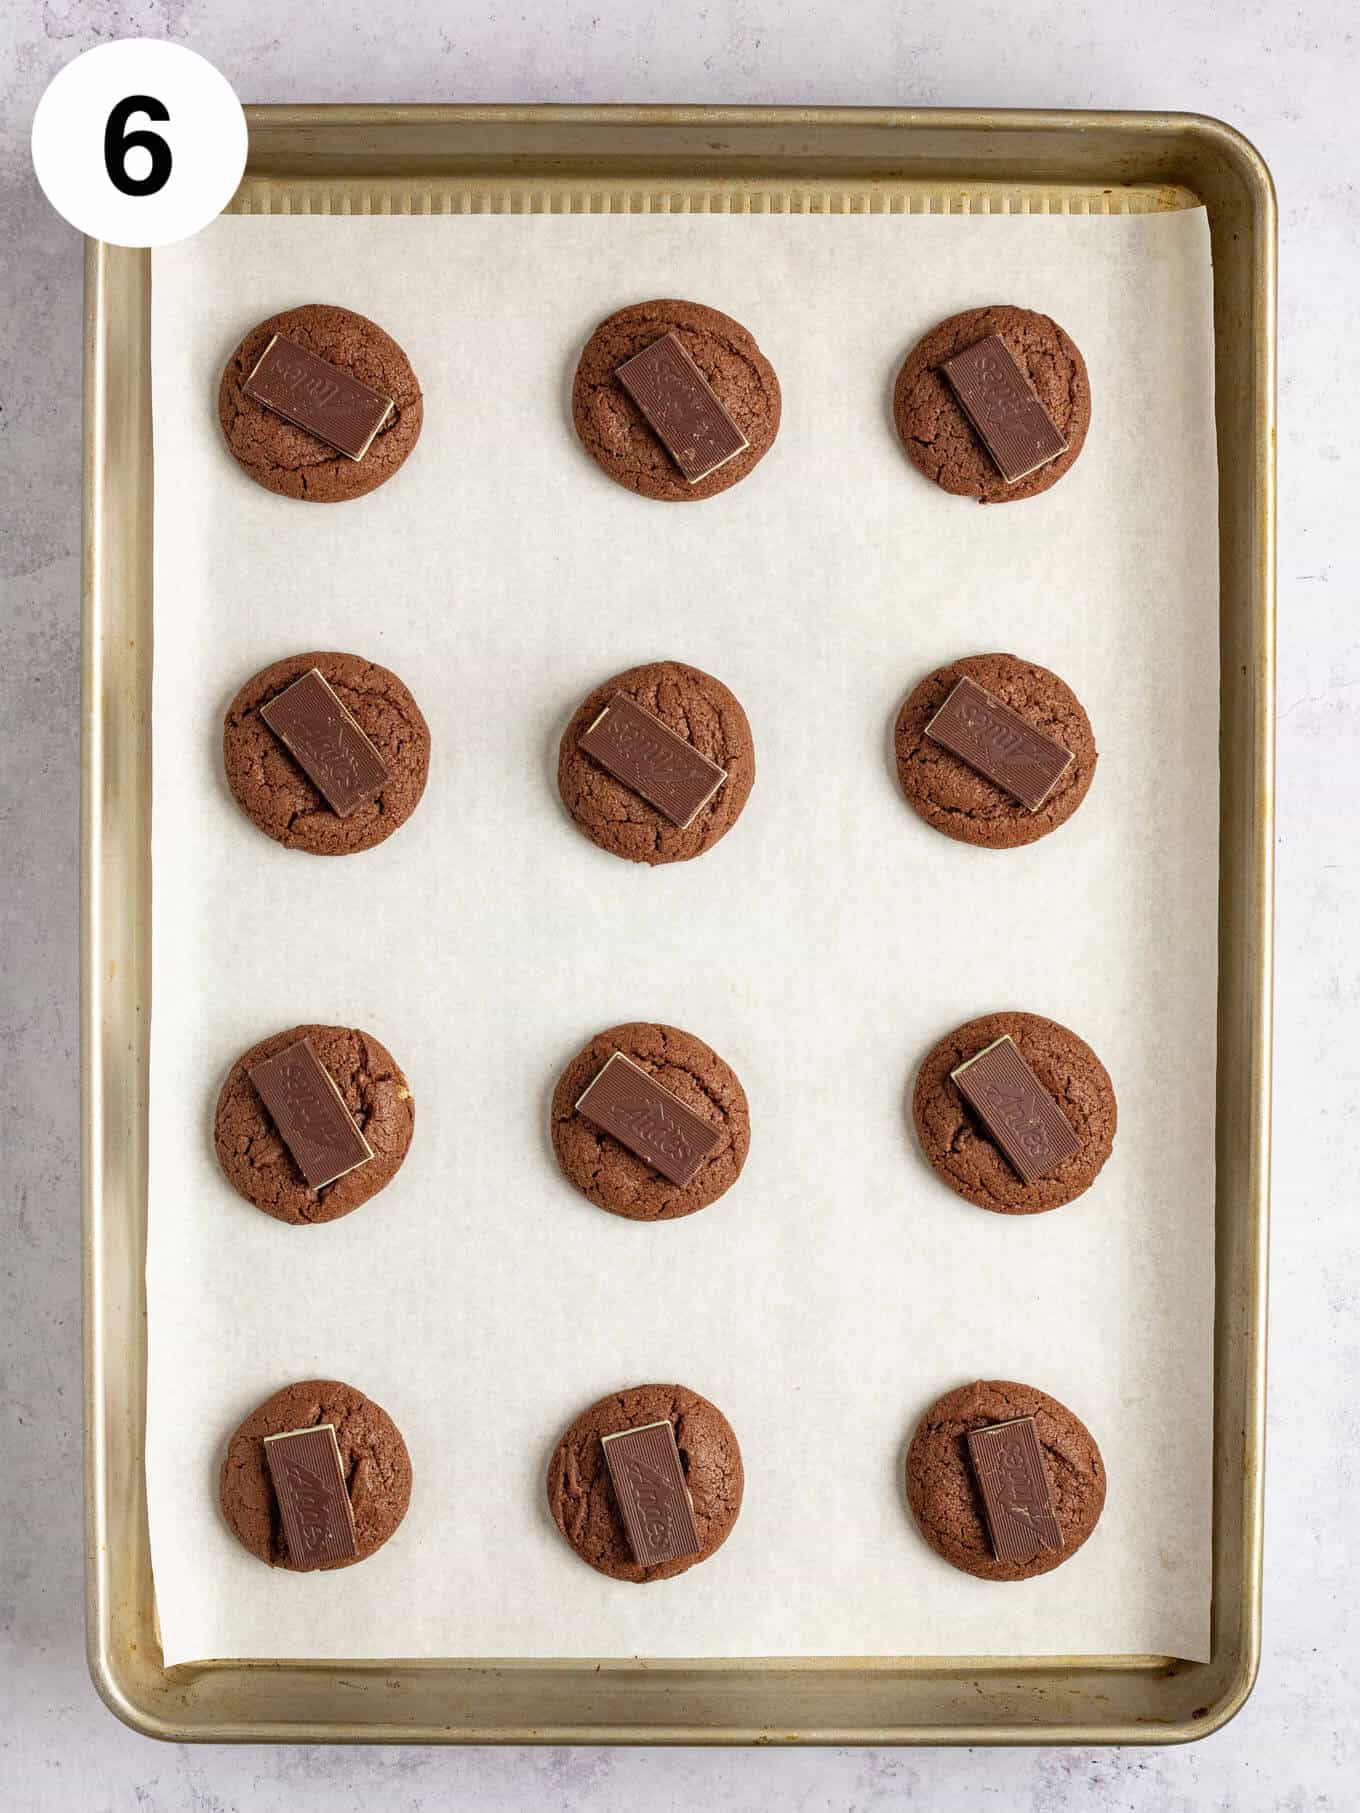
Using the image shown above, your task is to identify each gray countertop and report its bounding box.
[1,1,1352,1806]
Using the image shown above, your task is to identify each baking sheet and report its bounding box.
[147,209,1217,1666]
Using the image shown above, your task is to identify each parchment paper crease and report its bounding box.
[148,211,1217,1664]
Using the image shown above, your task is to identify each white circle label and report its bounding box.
[31,40,247,248]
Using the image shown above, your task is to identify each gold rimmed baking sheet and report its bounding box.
[83,106,1274,1744]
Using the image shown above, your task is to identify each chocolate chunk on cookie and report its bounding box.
[220,1378,413,1570]
[558,660,755,865]
[224,651,430,856]
[913,1011,1115,1214]
[905,1379,1106,1581]
[572,299,780,502]
[215,1023,414,1224]
[546,1382,744,1582]
[219,303,422,502]
[552,1022,750,1221]
[895,652,1097,849]
[894,305,1090,503]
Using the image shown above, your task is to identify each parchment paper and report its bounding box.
[148,209,1218,1665]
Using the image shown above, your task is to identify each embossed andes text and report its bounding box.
[578,692,728,829]
[575,1052,722,1188]
[950,1035,1082,1185]
[965,1416,1064,1564]
[247,1036,374,1192]
[601,1420,703,1567]
[941,334,1068,484]
[242,334,394,461]
[263,1424,358,1568]
[925,674,1074,812]
[260,668,390,818]
[615,332,749,483]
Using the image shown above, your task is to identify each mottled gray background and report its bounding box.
[1,2,1352,1807]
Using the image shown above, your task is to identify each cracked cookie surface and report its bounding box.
[572,298,780,501]
[905,1379,1106,1581]
[546,1382,744,1582]
[220,1377,413,1569]
[551,1022,750,1220]
[218,302,423,502]
[558,660,755,864]
[215,1023,415,1224]
[895,652,1096,849]
[893,304,1090,503]
[223,650,431,855]
[912,1010,1115,1214]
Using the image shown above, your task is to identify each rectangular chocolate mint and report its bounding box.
[951,1035,1082,1186]
[248,1036,374,1192]
[601,1419,703,1568]
[242,334,394,461]
[941,334,1068,484]
[925,675,1074,812]
[260,668,390,818]
[966,1416,1064,1564]
[575,1051,722,1189]
[263,1423,358,1568]
[578,694,727,829]
[615,332,749,484]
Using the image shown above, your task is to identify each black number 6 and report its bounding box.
[104,95,172,198]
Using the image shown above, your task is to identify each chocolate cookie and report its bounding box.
[218,303,422,502]
[913,1011,1115,1214]
[215,1023,415,1224]
[546,1382,744,1582]
[572,299,780,501]
[894,305,1090,503]
[895,652,1097,849]
[552,1022,750,1221]
[223,651,431,856]
[220,1378,413,1570]
[558,660,755,865]
[905,1379,1106,1581]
